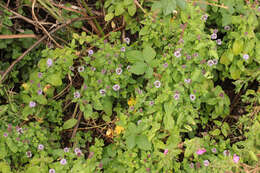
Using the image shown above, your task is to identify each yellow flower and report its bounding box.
[22,83,29,90]
[128,97,136,106]
[114,126,124,135]
[106,128,113,138]
[43,84,51,93]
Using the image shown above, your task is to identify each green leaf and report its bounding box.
[126,134,136,149]
[210,129,221,136]
[0,105,8,116]
[105,13,114,21]
[26,166,40,173]
[230,65,241,80]
[63,118,77,130]
[144,66,153,79]
[136,135,151,151]
[46,73,62,86]
[115,3,125,16]
[161,0,176,16]
[191,69,201,81]
[83,104,93,120]
[164,113,175,130]
[176,0,186,10]
[102,97,113,116]
[220,51,233,66]
[6,138,17,153]
[232,39,244,55]
[126,50,143,63]
[128,4,136,16]
[143,46,156,63]
[130,62,148,75]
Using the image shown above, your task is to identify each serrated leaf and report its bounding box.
[161,0,176,16]
[0,162,11,173]
[143,46,156,63]
[105,13,114,21]
[176,0,186,9]
[164,113,175,130]
[6,138,17,153]
[83,104,93,120]
[115,3,125,16]
[136,135,151,150]
[126,134,136,149]
[230,65,241,79]
[130,62,147,75]
[144,66,153,79]
[220,51,233,66]
[126,50,143,63]
[102,97,113,116]
[63,118,77,129]
[0,105,8,116]
[46,73,62,86]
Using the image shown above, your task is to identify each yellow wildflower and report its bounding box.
[43,84,51,93]
[114,126,124,135]
[22,83,29,90]
[106,128,113,138]
[128,97,136,106]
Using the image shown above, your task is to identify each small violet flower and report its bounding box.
[196,148,206,155]
[112,84,120,91]
[212,148,217,153]
[213,59,218,65]
[38,72,43,78]
[38,144,44,150]
[49,169,55,173]
[164,149,169,155]
[216,39,222,45]
[60,158,67,165]
[26,151,32,158]
[224,25,230,30]
[74,91,80,99]
[88,49,93,56]
[78,66,85,73]
[184,78,191,84]
[207,60,214,66]
[100,89,106,96]
[116,67,123,75]
[211,33,217,40]
[163,63,168,68]
[121,47,126,52]
[233,154,240,164]
[149,101,154,106]
[203,160,210,167]
[190,163,194,168]
[223,150,230,156]
[29,101,36,108]
[47,58,53,67]
[154,80,161,88]
[190,94,196,101]
[243,54,249,61]
[174,92,180,100]
[124,37,130,45]
[3,133,8,137]
[201,14,208,21]
[64,147,69,153]
[37,89,42,95]
[174,50,181,58]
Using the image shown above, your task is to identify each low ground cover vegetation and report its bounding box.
[0,0,259,172]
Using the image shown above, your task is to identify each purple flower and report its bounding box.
[64,147,69,152]
[154,80,161,88]
[74,91,80,99]
[190,163,194,168]
[78,66,85,72]
[224,25,230,30]
[16,127,23,134]
[47,58,53,67]
[149,101,154,106]
[88,49,94,56]
[190,94,196,101]
[49,169,55,173]
[121,47,126,52]
[38,144,44,150]
[74,148,82,156]
[196,148,206,155]
[186,55,192,60]
[216,39,222,45]
[124,37,130,45]
[174,92,180,100]
[233,154,240,163]
[184,78,191,84]
[116,68,123,75]
[163,63,168,68]
[3,133,8,137]
[174,50,181,58]
[213,29,218,34]
[243,54,249,61]
[127,65,131,70]
[26,151,32,158]
[223,150,230,156]
[38,72,43,78]
[212,148,217,153]
[83,84,87,90]
[203,160,209,167]
[201,14,208,21]
[207,60,214,66]
[29,101,36,108]
[211,33,217,40]
[60,158,67,165]
[193,53,199,57]
[219,92,224,98]
[91,67,96,71]
[137,120,142,125]
[99,89,106,96]
[37,89,42,95]
[164,149,169,155]
[112,84,120,91]
[213,59,218,65]
[101,69,106,74]
[69,66,74,71]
